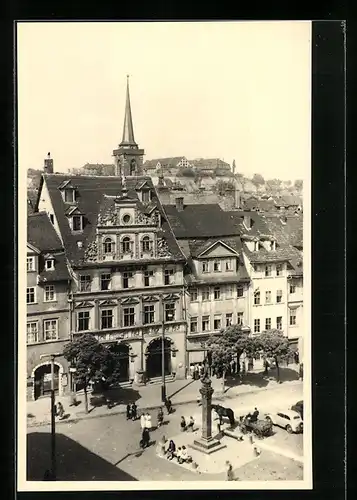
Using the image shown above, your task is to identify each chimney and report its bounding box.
[175,197,184,212]
[44,152,54,174]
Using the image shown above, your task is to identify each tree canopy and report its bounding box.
[251,173,265,187]
[294,179,303,190]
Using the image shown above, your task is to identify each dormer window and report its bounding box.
[142,190,152,203]
[269,241,276,251]
[45,259,55,271]
[254,241,259,251]
[103,237,115,255]
[65,189,76,203]
[72,215,83,232]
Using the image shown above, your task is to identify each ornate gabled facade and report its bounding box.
[36,170,187,383]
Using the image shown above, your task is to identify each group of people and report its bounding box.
[157,437,193,464]
[139,412,152,449]
[190,363,206,380]
[180,416,195,432]
[126,403,138,421]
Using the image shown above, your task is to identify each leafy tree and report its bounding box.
[251,173,265,189]
[206,324,254,391]
[266,178,282,194]
[214,180,235,195]
[63,334,113,413]
[294,179,303,191]
[255,329,293,382]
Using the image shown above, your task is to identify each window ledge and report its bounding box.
[27,302,38,305]
[44,300,58,304]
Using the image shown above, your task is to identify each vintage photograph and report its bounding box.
[18,21,311,490]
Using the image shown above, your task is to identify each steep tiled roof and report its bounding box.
[243,198,277,213]
[264,214,303,249]
[187,237,242,258]
[242,242,302,264]
[27,212,63,252]
[28,212,70,282]
[226,211,270,237]
[163,204,237,238]
[42,174,185,266]
[273,195,302,207]
[38,253,70,282]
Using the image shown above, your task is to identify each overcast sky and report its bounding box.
[17,21,311,181]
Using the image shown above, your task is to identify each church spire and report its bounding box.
[120,75,137,148]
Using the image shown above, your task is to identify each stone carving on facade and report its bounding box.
[157,237,172,257]
[147,326,160,336]
[98,209,118,227]
[135,210,159,226]
[84,241,98,262]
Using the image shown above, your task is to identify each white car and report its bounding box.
[265,409,303,434]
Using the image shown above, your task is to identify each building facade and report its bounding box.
[27,212,71,400]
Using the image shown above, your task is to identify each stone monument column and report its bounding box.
[190,373,227,455]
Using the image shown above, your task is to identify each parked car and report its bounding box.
[291,400,303,420]
[265,409,303,434]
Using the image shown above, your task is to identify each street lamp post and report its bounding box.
[40,352,61,480]
[161,301,173,403]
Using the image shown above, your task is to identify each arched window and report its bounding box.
[103,237,115,255]
[141,236,151,253]
[121,236,132,254]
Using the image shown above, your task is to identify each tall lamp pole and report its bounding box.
[161,299,173,403]
[40,352,61,480]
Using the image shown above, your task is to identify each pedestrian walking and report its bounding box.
[131,402,137,420]
[157,407,164,427]
[193,365,199,380]
[140,413,146,430]
[180,416,187,432]
[165,397,172,414]
[225,460,234,481]
[126,404,132,420]
[156,435,166,457]
[56,402,64,419]
[145,412,152,430]
[141,427,150,449]
[187,416,195,432]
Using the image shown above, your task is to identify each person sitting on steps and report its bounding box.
[178,446,192,464]
[180,416,187,431]
[166,439,176,460]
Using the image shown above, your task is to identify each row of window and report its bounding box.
[27,319,58,344]
[190,285,244,302]
[253,285,297,305]
[27,285,56,304]
[254,289,283,305]
[190,312,244,333]
[253,311,297,333]
[254,263,283,277]
[200,259,236,273]
[77,302,176,332]
[79,268,175,292]
[102,236,154,255]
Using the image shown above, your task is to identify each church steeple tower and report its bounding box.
[113,75,145,177]
[120,75,137,148]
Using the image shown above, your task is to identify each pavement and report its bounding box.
[26,383,304,482]
[27,365,302,427]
